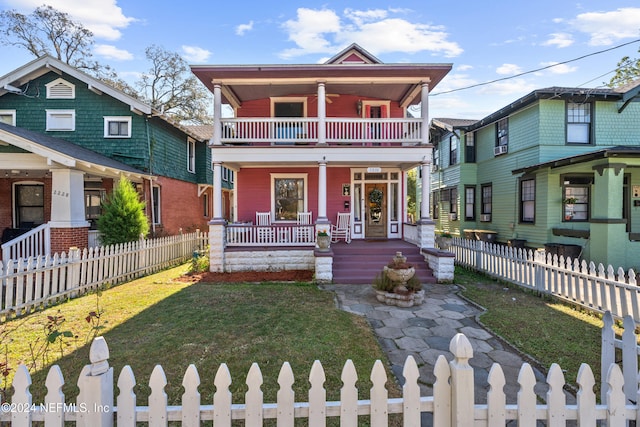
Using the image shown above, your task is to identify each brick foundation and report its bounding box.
[50,227,89,255]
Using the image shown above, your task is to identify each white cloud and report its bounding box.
[279,7,462,59]
[570,7,640,46]
[539,62,577,74]
[542,32,574,48]
[456,64,473,71]
[3,0,136,40]
[94,44,133,61]
[236,21,254,36]
[496,64,523,75]
[182,45,211,63]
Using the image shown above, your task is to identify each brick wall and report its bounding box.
[50,227,89,255]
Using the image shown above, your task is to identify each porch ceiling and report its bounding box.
[211,145,432,171]
[190,64,452,106]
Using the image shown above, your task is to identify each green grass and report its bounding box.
[2,265,398,406]
[455,266,616,392]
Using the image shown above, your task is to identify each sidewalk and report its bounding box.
[321,283,551,404]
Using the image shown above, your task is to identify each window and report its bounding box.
[567,102,591,144]
[45,78,75,99]
[449,135,458,166]
[104,116,131,138]
[271,174,307,220]
[496,118,508,147]
[432,191,439,219]
[85,188,105,229]
[203,193,209,217]
[152,186,161,225]
[15,184,44,227]
[187,138,195,173]
[0,110,16,125]
[520,178,535,223]
[433,147,440,170]
[563,176,591,221]
[465,132,475,163]
[449,188,457,215]
[465,186,476,220]
[481,184,492,215]
[46,110,75,131]
[222,167,229,182]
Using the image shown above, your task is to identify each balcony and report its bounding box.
[217,117,424,146]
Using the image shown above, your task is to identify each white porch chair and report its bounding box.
[255,211,273,243]
[295,211,313,243]
[331,212,351,243]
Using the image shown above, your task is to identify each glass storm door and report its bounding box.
[365,183,386,238]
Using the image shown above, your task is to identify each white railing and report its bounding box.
[0,231,208,318]
[1,223,50,261]
[450,237,640,323]
[226,223,316,246]
[219,117,422,145]
[5,332,639,426]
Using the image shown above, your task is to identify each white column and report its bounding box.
[317,81,326,145]
[212,161,223,220]
[317,160,328,223]
[211,83,222,146]
[420,162,431,220]
[421,82,429,146]
[49,169,90,227]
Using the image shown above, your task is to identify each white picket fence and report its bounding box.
[450,237,640,324]
[0,231,208,319]
[3,332,638,426]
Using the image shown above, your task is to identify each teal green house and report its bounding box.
[429,83,640,270]
[0,56,230,256]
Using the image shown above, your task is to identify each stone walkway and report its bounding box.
[321,282,553,405]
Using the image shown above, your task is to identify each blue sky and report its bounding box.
[1,0,640,120]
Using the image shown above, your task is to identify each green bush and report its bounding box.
[97,176,149,246]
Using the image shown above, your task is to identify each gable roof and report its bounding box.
[0,55,207,142]
[0,122,151,179]
[512,146,640,175]
[325,43,382,64]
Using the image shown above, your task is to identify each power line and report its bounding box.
[430,38,640,96]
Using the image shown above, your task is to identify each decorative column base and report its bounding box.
[417,219,436,249]
[208,220,226,272]
[314,249,333,284]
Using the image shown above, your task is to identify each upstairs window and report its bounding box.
[449,135,458,166]
[496,118,508,147]
[46,78,75,99]
[567,102,591,144]
[104,116,131,138]
[433,147,440,170]
[187,138,195,173]
[46,110,75,131]
[0,110,16,125]
[465,132,476,163]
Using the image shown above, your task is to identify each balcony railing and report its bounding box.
[219,117,423,146]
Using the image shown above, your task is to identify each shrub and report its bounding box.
[97,176,149,246]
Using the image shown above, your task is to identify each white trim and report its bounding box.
[45,78,75,99]
[0,109,16,126]
[103,116,132,138]
[187,137,196,173]
[270,173,308,221]
[361,100,391,118]
[270,97,308,117]
[45,109,75,131]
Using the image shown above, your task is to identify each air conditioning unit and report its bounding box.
[494,145,508,156]
[449,213,458,221]
[480,214,491,222]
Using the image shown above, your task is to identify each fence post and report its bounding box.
[601,311,615,403]
[449,333,474,426]
[138,234,147,275]
[68,247,81,296]
[77,337,113,427]
[533,249,545,294]
[475,240,483,272]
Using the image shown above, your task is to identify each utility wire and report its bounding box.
[430,38,640,96]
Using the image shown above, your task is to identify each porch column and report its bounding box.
[317,160,329,224]
[590,163,626,267]
[211,83,222,146]
[421,82,429,145]
[317,81,327,145]
[49,169,90,253]
[209,160,226,272]
[417,160,435,249]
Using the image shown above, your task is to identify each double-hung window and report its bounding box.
[187,138,195,173]
[563,176,591,221]
[465,132,476,163]
[449,135,458,166]
[496,118,508,147]
[481,184,492,219]
[567,102,591,144]
[465,186,476,220]
[520,178,535,223]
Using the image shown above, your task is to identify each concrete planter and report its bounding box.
[374,288,425,308]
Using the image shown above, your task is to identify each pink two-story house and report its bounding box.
[191,44,452,279]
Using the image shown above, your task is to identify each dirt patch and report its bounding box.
[176,270,314,283]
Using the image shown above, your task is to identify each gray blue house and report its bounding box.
[430,82,640,270]
[0,56,229,257]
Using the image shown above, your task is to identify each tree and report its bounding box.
[136,45,213,125]
[97,177,149,246]
[609,49,640,88]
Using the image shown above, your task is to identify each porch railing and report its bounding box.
[1,223,50,261]
[226,223,316,246]
[219,117,422,145]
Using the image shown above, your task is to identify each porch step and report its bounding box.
[330,239,436,285]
